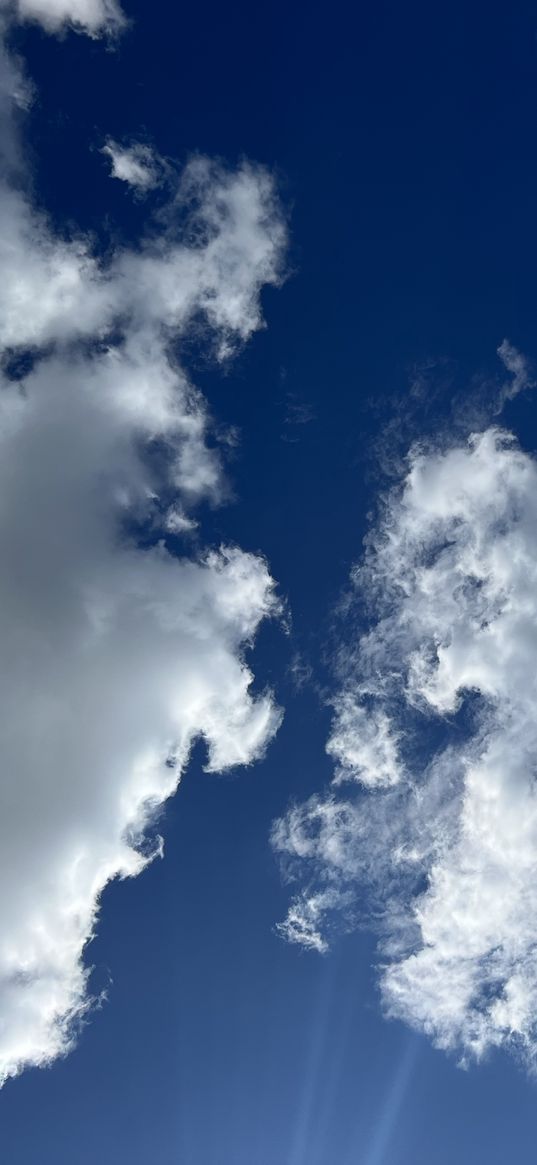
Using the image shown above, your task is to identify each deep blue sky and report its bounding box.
[4,1,537,1161]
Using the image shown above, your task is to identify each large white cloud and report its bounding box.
[274,368,537,1070]
[0,6,285,1083]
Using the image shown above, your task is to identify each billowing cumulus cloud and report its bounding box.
[0,6,285,1082]
[274,367,537,1070]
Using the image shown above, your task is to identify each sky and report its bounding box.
[3,0,537,1162]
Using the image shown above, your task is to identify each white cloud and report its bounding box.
[328,697,403,787]
[275,891,338,954]
[0,12,286,1083]
[0,153,284,355]
[497,338,534,404]
[0,0,125,35]
[275,402,537,1070]
[102,139,161,191]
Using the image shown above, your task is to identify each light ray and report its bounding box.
[347,1036,420,1165]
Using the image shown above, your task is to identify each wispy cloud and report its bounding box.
[274,352,537,1070]
[101,139,163,192]
[496,338,535,408]
[281,390,316,443]
[0,4,286,1083]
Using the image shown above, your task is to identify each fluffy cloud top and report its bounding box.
[0,10,286,1083]
[0,153,284,355]
[274,403,537,1070]
[0,0,124,35]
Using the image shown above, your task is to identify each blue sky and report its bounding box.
[2,0,537,1162]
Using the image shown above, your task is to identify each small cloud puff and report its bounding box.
[102,139,162,193]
